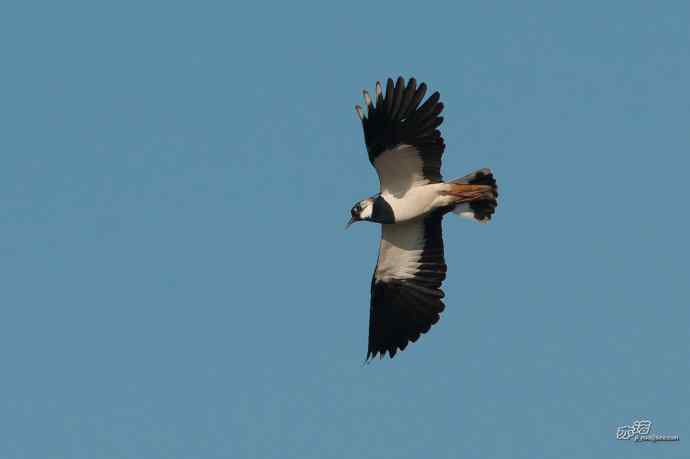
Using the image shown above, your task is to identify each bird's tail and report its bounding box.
[446,168,498,223]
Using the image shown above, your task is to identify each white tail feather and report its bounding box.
[452,203,479,221]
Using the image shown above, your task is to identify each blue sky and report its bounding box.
[1,1,689,458]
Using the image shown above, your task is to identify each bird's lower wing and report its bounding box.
[368,213,447,359]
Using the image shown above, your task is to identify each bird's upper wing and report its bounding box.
[356,77,446,197]
[368,212,447,359]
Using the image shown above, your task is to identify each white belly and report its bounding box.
[382,183,453,222]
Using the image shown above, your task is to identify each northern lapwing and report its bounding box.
[348,77,499,360]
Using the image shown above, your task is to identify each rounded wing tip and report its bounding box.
[355,105,364,120]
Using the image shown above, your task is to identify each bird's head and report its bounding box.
[346,198,374,228]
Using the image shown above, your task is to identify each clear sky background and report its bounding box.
[1,1,688,458]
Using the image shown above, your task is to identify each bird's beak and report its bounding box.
[345,217,356,230]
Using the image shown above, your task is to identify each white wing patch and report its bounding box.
[375,219,425,282]
[373,144,430,197]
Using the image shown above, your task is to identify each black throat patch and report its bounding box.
[371,196,395,224]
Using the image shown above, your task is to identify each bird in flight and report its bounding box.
[348,77,499,360]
